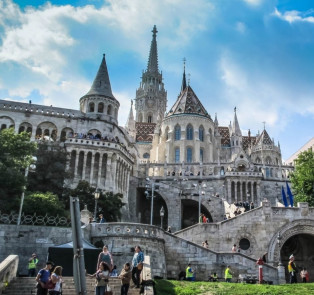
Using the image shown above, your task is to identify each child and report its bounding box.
[88,262,110,295]
[119,263,132,295]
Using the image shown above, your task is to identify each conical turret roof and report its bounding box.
[85,54,116,100]
[166,86,211,119]
[255,129,273,145]
[232,107,242,136]
[147,25,159,73]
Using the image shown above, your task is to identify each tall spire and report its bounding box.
[147,25,159,73]
[181,58,187,92]
[232,107,242,136]
[125,100,136,139]
[85,54,115,99]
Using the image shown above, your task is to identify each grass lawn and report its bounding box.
[154,280,314,295]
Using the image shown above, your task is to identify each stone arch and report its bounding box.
[36,121,57,141]
[60,127,74,142]
[87,129,101,139]
[0,116,15,130]
[98,102,104,113]
[18,122,33,135]
[268,219,314,265]
[89,102,95,112]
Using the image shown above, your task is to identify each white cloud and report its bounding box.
[273,7,314,24]
[242,0,262,6]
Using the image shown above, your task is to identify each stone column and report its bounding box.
[277,264,286,284]
[227,179,231,203]
[82,151,87,180]
[97,153,104,188]
[74,149,80,179]
[89,152,95,185]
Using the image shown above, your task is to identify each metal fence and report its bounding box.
[0,211,71,227]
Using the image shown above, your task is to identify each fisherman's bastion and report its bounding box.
[1,26,314,285]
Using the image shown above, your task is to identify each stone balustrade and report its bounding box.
[0,255,19,295]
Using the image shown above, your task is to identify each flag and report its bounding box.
[281,186,288,207]
[286,182,294,207]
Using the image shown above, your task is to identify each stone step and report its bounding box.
[3,277,141,295]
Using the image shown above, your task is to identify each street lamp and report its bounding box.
[17,156,37,225]
[93,188,101,222]
[193,181,207,223]
[145,178,158,225]
[277,233,282,266]
[160,206,165,228]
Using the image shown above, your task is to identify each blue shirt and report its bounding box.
[132,251,144,267]
[38,268,50,283]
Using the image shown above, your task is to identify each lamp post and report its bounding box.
[193,181,207,223]
[93,188,101,222]
[17,156,37,225]
[145,178,157,225]
[160,206,165,228]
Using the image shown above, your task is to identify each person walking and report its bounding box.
[97,245,113,272]
[225,265,233,283]
[48,266,63,295]
[300,267,309,283]
[88,261,110,295]
[185,263,195,281]
[35,261,53,295]
[288,254,298,284]
[28,253,39,277]
[131,246,144,288]
[119,262,132,295]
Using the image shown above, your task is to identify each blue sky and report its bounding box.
[0,0,314,161]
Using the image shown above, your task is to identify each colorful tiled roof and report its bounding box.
[135,122,156,142]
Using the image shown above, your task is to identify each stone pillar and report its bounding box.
[227,179,231,203]
[82,151,87,180]
[277,264,286,284]
[97,153,104,188]
[74,149,80,179]
[90,152,95,185]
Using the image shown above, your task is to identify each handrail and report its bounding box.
[0,255,19,295]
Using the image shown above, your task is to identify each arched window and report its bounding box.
[98,103,104,113]
[187,147,192,163]
[266,156,272,165]
[143,153,150,159]
[89,102,95,112]
[138,113,143,122]
[175,148,180,163]
[107,104,112,115]
[199,126,204,141]
[148,115,152,123]
[18,126,25,133]
[266,167,270,177]
[174,125,181,141]
[186,124,193,140]
[200,149,204,162]
[255,157,261,164]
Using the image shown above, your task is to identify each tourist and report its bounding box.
[48,266,63,295]
[132,246,144,288]
[208,272,218,282]
[119,262,132,295]
[203,240,209,249]
[97,245,113,272]
[110,265,118,277]
[28,253,39,277]
[185,263,195,281]
[231,244,237,253]
[288,254,298,283]
[202,214,207,223]
[36,261,53,295]
[166,226,172,233]
[88,261,110,295]
[99,214,106,223]
[225,265,233,282]
[300,267,309,283]
[199,214,203,223]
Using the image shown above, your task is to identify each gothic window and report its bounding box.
[266,156,272,165]
[174,125,181,141]
[138,113,143,122]
[265,167,270,177]
[175,148,180,163]
[186,147,193,163]
[18,126,25,133]
[1,124,6,130]
[209,128,213,142]
[186,124,193,140]
[148,115,152,123]
[255,157,261,164]
[199,126,204,141]
[200,148,204,162]
[107,105,112,115]
[89,102,95,112]
[98,103,104,113]
[143,153,150,159]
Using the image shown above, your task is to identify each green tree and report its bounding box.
[23,191,67,217]
[290,150,314,206]
[0,128,37,213]
[64,180,125,221]
[28,142,72,197]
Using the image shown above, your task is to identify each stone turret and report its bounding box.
[79,54,119,124]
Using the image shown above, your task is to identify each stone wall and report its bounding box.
[0,225,72,275]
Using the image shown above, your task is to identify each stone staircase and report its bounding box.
[3,277,142,295]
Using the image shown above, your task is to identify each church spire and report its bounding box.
[181,58,187,92]
[232,107,242,136]
[85,54,115,99]
[125,100,136,139]
[147,25,159,73]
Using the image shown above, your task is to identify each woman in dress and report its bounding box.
[97,245,113,271]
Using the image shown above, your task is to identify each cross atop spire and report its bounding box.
[147,25,159,73]
[262,121,266,130]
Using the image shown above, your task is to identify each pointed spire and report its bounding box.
[125,100,136,138]
[214,113,218,126]
[147,25,159,73]
[181,58,187,92]
[85,54,115,99]
[232,107,242,136]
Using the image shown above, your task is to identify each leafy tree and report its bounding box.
[23,191,67,217]
[28,142,72,197]
[290,150,314,206]
[0,128,37,213]
[64,180,125,221]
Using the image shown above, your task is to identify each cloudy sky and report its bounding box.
[0,0,314,160]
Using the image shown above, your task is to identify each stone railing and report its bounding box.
[66,138,135,162]
[0,255,19,295]
[89,222,164,239]
[0,212,71,227]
